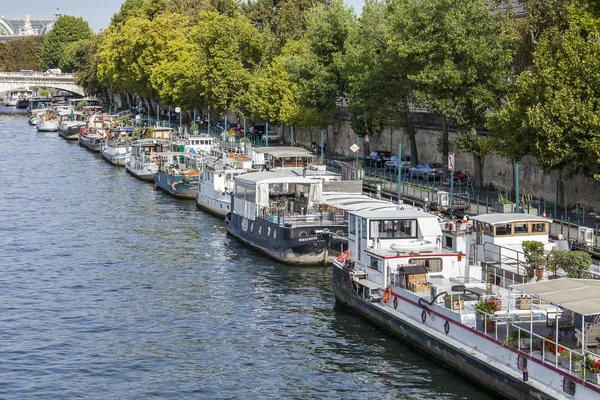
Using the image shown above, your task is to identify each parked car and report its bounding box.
[365,151,391,168]
[409,162,443,180]
[384,154,412,174]
[248,124,265,138]
[261,131,281,144]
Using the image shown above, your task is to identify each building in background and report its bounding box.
[0,8,62,41]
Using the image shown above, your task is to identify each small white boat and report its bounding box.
[102,128,133,166]
[390,240,438,253]
[36,111,59,132]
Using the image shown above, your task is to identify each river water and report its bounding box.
[0,108,494,399]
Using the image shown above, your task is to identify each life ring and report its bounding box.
[298,231,308,238]
[421,310,427,323]
[171,181,179,191]
[383,285,392,303]
[444,320,450,334]
[393,296,398,309]
[337,250,350,263]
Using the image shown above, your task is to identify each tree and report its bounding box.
[406,0,514,180]
[488,14,600,203]
[110,0,168,27]
[455,130,494,190]
[0,36,45,71]
[282,0,354,129]
[42,16,93,69]
[72,35,104,96]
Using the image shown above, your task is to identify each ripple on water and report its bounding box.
[0,112,494,399]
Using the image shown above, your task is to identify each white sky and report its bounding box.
[2,0,365,33]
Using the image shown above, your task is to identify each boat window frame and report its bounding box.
[370,219,417,239]
[409,257,443,273]
[361,218,367,239]
[349,214,356,235]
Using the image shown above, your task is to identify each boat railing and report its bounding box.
[256,207,347,227]
[482,242,530,278]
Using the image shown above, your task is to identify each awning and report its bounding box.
[511,279,600,315]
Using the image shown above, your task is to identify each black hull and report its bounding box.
[332,266,558,400]
[225,212,345,265]
[154,171,198,199]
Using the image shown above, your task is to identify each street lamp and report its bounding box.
[175,107,182,134]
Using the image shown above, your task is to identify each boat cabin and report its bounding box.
[232,172,323,222]
[251,147,340,181]
[346,209,466,293]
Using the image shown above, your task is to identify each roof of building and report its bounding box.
[512,279,600,315]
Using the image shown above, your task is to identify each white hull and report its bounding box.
[195,190,232,217]
[37,120,58,132]
[102,146,130,166]
[126,161,158,181]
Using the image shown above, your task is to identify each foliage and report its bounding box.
[547,249,592,277]
[506,328,530,348]
[110,0,168,27]
[42,15,93,69]
[586,355,600,373]
[488,8,600,182]
[456,129,495,189]
[0,36,45,71]
[542,334,565,354]
[71,35,103,96]
[522,240,546,269]
[475,298,500,314]
[497,191,513,205]
[40,90,49,97]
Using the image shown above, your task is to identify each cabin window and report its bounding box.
[349,215,356,235]
[532,222,547,233]
[235,186,245,199]
[495,223,512,236]
[369,257,380,271]
[514,223,529,234]
[361,218,367,239]
[483,223,492,235]
[409,258,443,273]
[245,185,256,201]
[370,219,416,239]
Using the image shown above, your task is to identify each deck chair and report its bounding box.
[575,322,600,349]
[546,309,574,339]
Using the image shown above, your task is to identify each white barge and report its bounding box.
[333,212,600,399]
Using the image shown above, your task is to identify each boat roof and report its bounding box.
[512,279,600,315]
[235,171,318,185]
[322,193,403,211]
[351,208,438,220]
[253,147,314,158]
[470,213,550,225]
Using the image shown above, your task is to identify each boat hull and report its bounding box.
[79,136,103,152]
[195,189,232,218]
[154,171,198,199]
[126,163,157,181]
[101,148,130,166]
[332,266,565,400]
[225,212,340,265]
[37,120,58,132]
[58,125,83,140]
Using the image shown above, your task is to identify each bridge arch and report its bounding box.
[0,19,15,36]
[0,73,85,96]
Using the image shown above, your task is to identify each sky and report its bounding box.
[2,0,365,33]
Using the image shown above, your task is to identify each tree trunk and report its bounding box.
[557,169,565,206]
[441,116,449,181]
[404,98,418,166]
[363,134,371,160]
[474,154,484,190]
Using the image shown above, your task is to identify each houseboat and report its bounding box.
[58,110,86,140]
[101,128,133,166]
[154,152,201,199]
[333,212,600,399]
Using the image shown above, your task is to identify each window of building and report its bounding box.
[409,258,443,273]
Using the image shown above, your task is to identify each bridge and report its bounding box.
[0,72,84,96]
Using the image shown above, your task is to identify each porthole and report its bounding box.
[273,229,277,239]
[267,227,271,238]
[250,222,254,233]
[258,225,262,236]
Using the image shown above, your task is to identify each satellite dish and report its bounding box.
[175,107,181,113]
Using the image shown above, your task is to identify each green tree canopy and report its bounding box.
[0,36,45,71]
[42,15,93,69]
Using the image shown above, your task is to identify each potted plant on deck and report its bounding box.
[522,241,547,281]
[475,298,500,333]
[542,334,565,363]
[506,328,531,350]
[585,355,600,384]
[560,351,585,375]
